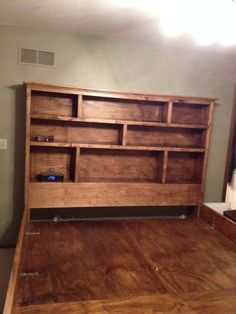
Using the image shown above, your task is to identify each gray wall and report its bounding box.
[1,25,236,245]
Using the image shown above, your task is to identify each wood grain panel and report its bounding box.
[26,81,217,103]
[79,149,160,182]
[166,152,204,184]
[31,91,77,117]
[199,204,236,244]
[28,183,202,208]
[127,126,204,148]
[172,103,209,125]
[82,96,167,122]
[13,219,236,314]
[30,147,75,181]
[31,120,120,145]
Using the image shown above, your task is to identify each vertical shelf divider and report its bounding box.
[161,150,168,183]
[167,101,173,124]
[74,147,81,182]
[119,123,127,146]
[77,94,83,118]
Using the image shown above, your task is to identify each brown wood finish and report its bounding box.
[13,288,236,314]
[31,91,78,117]
[126,125,205,148]
[24,81,216,211]
[12,219,236,314]
[199,203,236,245]
[82,96,168,122]
[171,102,209,125]
[25,81,217,103]
[30,146,75,181]
[77,94,83,118]
[31,114,208,129]
[166,152,204,184]
[28,183,202,208]
[3,208,28,314]
[79,149,160,182]
[30,141,205,152]
[224,209,236,222]
[31,119,121,145]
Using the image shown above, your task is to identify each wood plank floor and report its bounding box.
[14,219,236,313]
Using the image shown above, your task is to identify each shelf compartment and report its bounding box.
[78,149,164,183]
[171,103,209,126]
[166,152,204,184]
[127,125,206,148]
[28,182,202,208]
[30,119,121,145]
[31,114,208,129]
[82,96,168,123]
[31,91,78,117]
[30,146,76,182]
[30,141,205,153]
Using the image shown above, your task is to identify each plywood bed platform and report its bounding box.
[11,219,236,314]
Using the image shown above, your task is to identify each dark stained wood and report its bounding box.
[25,81,217,103]
[31,91,77,117]
[199,203,236,245]
[3,208,28,314]
[13,288,236,314]
[30,141,205,153]
[77,94,83,118]
[79,149,160,182]
[31,120,121,145]
[172,103,209,125]
[12,219,236,314]
[166,152,204,184]
[28,183,202,208]
[224,209,236,222]
[31,114,208,129]
[82,96,168,123]
[30,146,75,181]
[126,125,205,148]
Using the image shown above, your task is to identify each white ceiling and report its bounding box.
[1,0,236,53]
[0,0,159,36]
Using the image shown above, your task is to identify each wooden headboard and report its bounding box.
[25,82,215,218]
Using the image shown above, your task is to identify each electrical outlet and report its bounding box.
[0,139,8,150]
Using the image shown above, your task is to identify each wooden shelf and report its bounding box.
[31,114,208,129]
[30,141,205,153]
[25,82,215,210]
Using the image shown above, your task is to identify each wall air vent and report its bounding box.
[19,48,55,67]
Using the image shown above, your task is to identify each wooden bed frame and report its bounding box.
[4,82,217,313]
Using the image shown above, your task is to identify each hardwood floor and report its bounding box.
[14,219,236,313]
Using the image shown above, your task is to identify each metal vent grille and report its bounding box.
[20,49,37,64]
[19,48,55,66]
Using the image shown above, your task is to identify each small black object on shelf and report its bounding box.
[37,168,64,182]
[35,135,54,142]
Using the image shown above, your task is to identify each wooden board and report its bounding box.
[25,82,216,211]
[127,125,205,148]
[31,120,121,145]
[166,152,203,184]
[12,219,236,313]
[172,103,209,125]
[30,146,75,181]
[199,203,236,244]
[31,91,77,117]
[79,149,161,182]
[28,183,202,208]
[82,96,168,122]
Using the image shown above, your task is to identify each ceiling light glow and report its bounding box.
[155,0,236,46]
